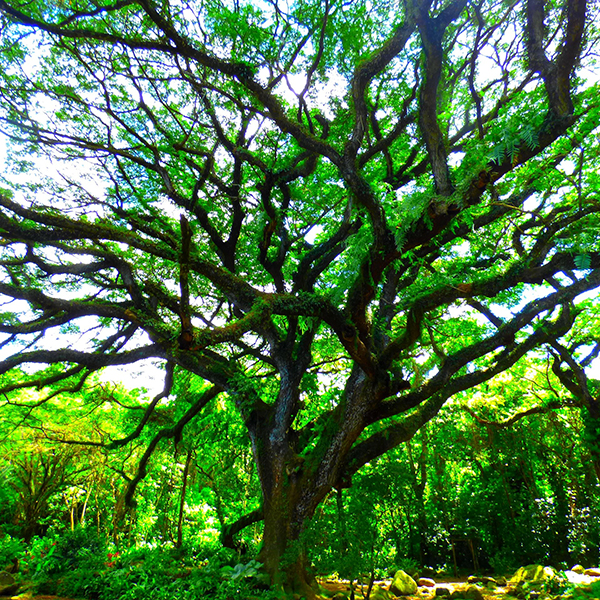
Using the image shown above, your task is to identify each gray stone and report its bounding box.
[435,588,451,597]
[584,567,600,577]
[463,585,484,600]
[510,564,556,584]
[370,587,395,600]
[450,585,484,600]
[389,570,418,596]
[0,570,19,597]
[571,564,585,574]
[467,575,496,586]
[418,577,435,587]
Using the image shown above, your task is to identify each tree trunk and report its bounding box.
[249,368,395,594]
[584,399,600,482]
[176,448,193,549]
[259,486,319,598]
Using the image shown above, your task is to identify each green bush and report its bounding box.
[54,526,107,571]
[96,549,278,600]
[168,566,279,600]
[18,534,280,600]
[0,534,25,569]
[19,526,107,596]
[56,568,103,600]
[576,580,600,599]
[21,534,61,578]
[489,549,518,574]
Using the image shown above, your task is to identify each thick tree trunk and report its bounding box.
[259,482,319,599]
[245,367,391,596]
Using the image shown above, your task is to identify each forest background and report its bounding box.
[1,0,600,598]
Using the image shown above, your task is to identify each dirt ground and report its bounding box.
[12,573,599,600]
[3,584,498,600]
[316,574,591,600]
[318,578,508,598]
[316,571,600,599]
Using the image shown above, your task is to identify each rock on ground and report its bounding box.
[510,564,556,584]
[389,570,418,596]
[450,584,484,600]
[0,570,19,597]
[572,565,585,574]
[467,575,497,586]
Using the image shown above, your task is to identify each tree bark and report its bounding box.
[176,448,193,549]
[259,481,319,599]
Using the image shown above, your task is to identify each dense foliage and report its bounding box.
[2,363,600,598]
[1,0,600,596]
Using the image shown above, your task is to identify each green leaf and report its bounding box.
[574,253,591,270]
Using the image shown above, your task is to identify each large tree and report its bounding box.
[0,0,599,594]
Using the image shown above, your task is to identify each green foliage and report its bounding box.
[21,533,61,579]
[574,254,592,271]
[0,534,25,568]
[224,559,268,584]
[54,542,278,600]
[1,0,600,588]
[568,580,600,600]
[53,527,107,571]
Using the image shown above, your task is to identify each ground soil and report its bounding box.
[4,584,498,600]
[318,577,522,599]
[13,573,600,600]
[317,572,598,599]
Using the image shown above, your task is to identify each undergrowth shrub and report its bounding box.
[55,526,107,571]
[21,533,61,579]
[18,532,280,600]
[0,534,24,569]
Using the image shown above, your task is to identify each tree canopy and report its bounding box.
[0,0,599,595]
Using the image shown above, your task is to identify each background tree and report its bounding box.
[0,0,599,595]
